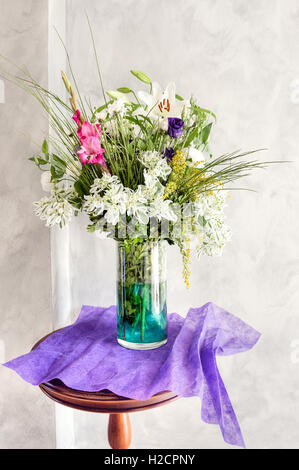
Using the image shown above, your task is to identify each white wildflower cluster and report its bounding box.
[34,187,75,228]
[107,98,127,116]
[104,118,133,138]
[139,150,172,183]
[126,186,148,224]
[97,98,133,138]
[135,151,176,222]
[84,174,127,225]
[149,197,177,222]
[97,98,128,120]
[103,120,120,138]
[84,151,177,228]
[104,118,134,138]
[194,192,232,257]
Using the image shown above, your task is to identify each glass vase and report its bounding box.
[117,239,167,350]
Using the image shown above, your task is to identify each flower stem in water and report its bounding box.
[141,285,147,341]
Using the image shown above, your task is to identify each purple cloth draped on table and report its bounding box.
[3,302,260,448]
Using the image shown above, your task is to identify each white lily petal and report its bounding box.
[164,81,176,103]
[152,81,163,99]
[137,90,153,106]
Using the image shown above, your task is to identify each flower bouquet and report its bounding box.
[0,35,270,350]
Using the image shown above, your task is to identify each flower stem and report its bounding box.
[141,284,147,341]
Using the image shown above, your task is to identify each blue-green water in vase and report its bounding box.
[117,281,167,344]
[116,240,168,349]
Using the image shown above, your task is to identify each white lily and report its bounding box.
[137,81,184,121]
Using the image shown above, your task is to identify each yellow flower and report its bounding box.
[163,150,186,199]
[163,181,177,199]
[171,150,186,177]
[181,237,191,289]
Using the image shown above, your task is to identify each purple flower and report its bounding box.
[164,147,175,162]
[168,117,184,138]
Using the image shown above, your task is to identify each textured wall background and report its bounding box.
[0,0,55,448]
[1,0,299,449]
[59,0,299,449]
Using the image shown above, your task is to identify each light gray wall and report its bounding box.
[1,0,299,449]
[59,0,299,449]
[0,0,55,449]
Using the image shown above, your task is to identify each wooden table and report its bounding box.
[33,333,179,449]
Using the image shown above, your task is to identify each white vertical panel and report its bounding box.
[54,404,75,449]
[48,0,73,328]
[48,0,75,450]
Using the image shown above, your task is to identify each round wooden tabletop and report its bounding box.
[39,379,178,414]
[32,331,179,448]
[39,379,179,449]
[33,331,178,414]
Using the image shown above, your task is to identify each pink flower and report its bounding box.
[90,154,106,166]
[77,121,102,141]
[76,120,106,167]
[72,109,82,126]
[77,146,106,166]
[77,147,89,165]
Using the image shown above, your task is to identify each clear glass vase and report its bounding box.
[117,239,167,350]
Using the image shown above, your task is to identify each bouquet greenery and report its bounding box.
[0,33,269,288]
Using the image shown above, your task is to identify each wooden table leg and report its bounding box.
[108,413,132,449]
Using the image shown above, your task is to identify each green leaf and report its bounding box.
[93,101,113,114]
[87,224,97,233]
[42,139,48,154]
[29,154,49,168]
[38,158,48,166]
[51,168,64,179]
[197,215,207,227]
[50,166,59,181]
[74,180,85,197]
[69,197,82,210]
[125,116,146,133]
[50,154,66,179]
[198,107,217,122]
[52,154,66,169]
[91,100,114,121]
[130,103,140,112]
[183,128,198,148]
[136,114,153,126]
[200,123,212,144]
[175,94,184,101]
[130,70,152,85]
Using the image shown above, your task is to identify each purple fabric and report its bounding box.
[3,302,260,448]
